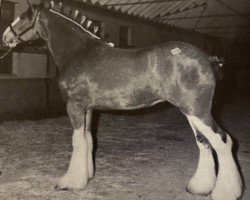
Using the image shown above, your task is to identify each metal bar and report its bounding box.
[208,32,250,35]
[215,0,242,15]
[193,2,208,30]
[106,0,184,6]
[156,14,250,20]
[161,2,206,17]
[196,26,250,30]
[132,1,154,16]
[201,30,250,34]
[150,0,182,18]
[126,1,144,15]
[105,0,123,11]
[120,0,141,13]
[141,2,165,18]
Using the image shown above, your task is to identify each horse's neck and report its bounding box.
[44,13,104,71]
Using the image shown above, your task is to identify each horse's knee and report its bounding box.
[67,102,86,129]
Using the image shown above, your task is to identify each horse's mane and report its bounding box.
[47,0,107,44]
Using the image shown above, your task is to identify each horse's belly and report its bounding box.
[91,85,164,110]
[59,65,165,110]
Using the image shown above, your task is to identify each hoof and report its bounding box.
[55,185,70,191]
[211,167,244,200]
[185,186,211,196]
[56,174,88,190]
[56,183,86,190]
[211,185,244,200]
[88,172,94,180]
[185,176,215,197]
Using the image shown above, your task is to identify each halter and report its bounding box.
[9,9,41,43]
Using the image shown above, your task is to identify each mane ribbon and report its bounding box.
[49,9,101,40]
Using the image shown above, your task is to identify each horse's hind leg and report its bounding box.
[185,117,216,195]
[56,102,89,189]
[86,110,94,179]
[168,52,243,199]
[186,113,243,200]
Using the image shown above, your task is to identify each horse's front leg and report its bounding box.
[56,102,89,190]
[86,110,94,179]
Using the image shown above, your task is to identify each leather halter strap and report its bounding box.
[9,10,41,43]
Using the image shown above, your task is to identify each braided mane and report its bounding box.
[48,0,102,40]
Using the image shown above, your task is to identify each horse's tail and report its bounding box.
[209,56,224,81]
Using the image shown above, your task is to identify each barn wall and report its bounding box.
[0,79,47,119]
[0,78,64,120]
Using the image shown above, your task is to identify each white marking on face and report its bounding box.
[2,27,18,47]
[2,17,21,46]
[3,27,10,37]
[11,17,21,26]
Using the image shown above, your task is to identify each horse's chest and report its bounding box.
[59,75,93,103]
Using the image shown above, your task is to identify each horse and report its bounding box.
[2,1,243,199]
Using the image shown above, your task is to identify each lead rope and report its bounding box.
[0,47,13,59]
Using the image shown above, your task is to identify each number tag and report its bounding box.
[171,48,181,55]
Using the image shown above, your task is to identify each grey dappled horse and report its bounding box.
[2,1,243,199]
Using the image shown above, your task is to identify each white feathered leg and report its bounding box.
[57,125,89,189]
[186,117,216,195]
[86,110,94,179]
[187,115,243,200]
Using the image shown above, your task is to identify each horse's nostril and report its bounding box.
[3,34,13,46]
[2,34,10,45]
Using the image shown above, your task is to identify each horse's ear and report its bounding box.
[26,0,35,11]
[26,0,32,8]
[41,0,52,9]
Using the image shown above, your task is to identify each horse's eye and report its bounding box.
[27,8,33,20]
[19,13,26,20]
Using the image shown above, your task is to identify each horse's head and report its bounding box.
[2,2,46,47]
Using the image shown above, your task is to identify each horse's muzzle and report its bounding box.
[2,28,18,47]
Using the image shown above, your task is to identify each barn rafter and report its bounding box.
[72,0,250,43]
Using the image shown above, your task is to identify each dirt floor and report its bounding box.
[0,99,249,200]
